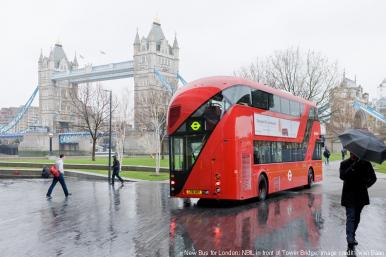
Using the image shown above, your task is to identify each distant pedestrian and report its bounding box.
[323,148,331,164]
[46,154,71,198]
[112,155,124,185]
[341,148,347,160]
[339,152,377,249]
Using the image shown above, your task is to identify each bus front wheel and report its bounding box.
[258,175,268,201]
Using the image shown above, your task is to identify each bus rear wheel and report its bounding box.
[306,169,314,189]
[258,175,268,201]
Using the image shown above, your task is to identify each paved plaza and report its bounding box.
[0,162,385,257]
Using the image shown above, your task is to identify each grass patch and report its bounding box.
[0,156,169,168]
[322,152,343,162]
[373,163,386,174]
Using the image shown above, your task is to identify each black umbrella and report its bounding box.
[338,128,386,164]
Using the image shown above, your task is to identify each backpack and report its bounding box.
[49,165,60,178]
[41,167,50,178]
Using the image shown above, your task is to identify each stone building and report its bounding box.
[133,20,179,129]
[0,107,18,127]
[326,74,372,152]
[38,43,80,133]
[0,106,40,132]
[373,78,386,136]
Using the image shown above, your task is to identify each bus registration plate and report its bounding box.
[186,189,202,195]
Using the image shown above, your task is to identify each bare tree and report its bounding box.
[70,83,116,161]
[114,88,133,168]
[235,47,339,122]
[136,88,169,175]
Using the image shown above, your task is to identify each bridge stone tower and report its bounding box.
[38,44,78,132]
[133,20,179,129]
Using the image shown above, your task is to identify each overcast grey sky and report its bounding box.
[0,0,385,108]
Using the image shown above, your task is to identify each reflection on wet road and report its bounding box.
[0,162,385,257]
[170,192,323,256]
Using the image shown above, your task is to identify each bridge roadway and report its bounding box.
[0,161,385,257]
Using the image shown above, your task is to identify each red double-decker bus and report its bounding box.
[167,76,323,200]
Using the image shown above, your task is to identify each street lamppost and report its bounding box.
[48,132,53,156]
[104,89,112,182]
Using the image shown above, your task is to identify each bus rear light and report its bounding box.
[215,187,221,193]
[171,180,176,185]
[215,173,221,180]
[171,187,175,191]
[215,181,220,186]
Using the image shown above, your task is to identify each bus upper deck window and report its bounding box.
[204,104,222,130]
[252,90,270,110]
[223,85,251,106]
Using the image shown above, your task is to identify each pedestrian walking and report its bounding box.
[323,148,330,164]
[339,152,377,249]
[46,154,71,198]
[112,155,124,185]
[341,149,345,160]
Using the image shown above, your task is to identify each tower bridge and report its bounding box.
[0,20,184,136]
[0,20,185,155]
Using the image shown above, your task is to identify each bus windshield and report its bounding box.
[170,85,254,173]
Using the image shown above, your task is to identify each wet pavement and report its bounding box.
[0,161,385,257]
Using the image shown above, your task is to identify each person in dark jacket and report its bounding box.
[339,152,377,248]
[323,148,331,164]
[112,155,124,185]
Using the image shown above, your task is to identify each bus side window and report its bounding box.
[299,103,305,115]
[254,141,271,164]
[251,90,270,110]
[312,142,322,160]
[223,85,251,106]
[271,142,282,162]
[204,104,222,131]
[269,95,281,113]
[280,98,290,115]
[254,143,260,164]
[290,101,300,117]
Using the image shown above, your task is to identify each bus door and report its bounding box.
[170,134,208,196]
[239,139,253,199]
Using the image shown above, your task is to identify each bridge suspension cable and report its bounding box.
[0,86,39,134]
[353,100,386,124]
[154,69,187,93]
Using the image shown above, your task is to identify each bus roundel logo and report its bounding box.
[288,170,292,181]
[191,121,201,131]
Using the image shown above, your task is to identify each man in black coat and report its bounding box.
[339,152,377,248]
[112,155,124,185]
